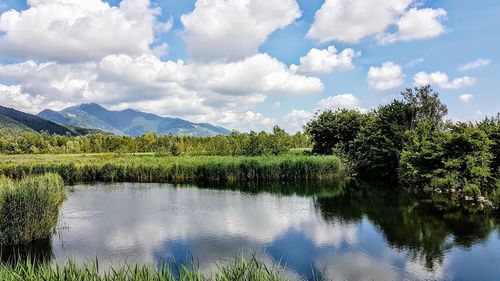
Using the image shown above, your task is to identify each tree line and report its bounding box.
[305,86,500,202]
[0,126,310,156]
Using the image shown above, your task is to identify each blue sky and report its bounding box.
[0,0,498,132]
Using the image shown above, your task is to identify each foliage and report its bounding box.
[0,174,66,245]
[348,100,412,179]
[305,85,500,206]
[400,122,493,193]
[0,126,309,156]
[401,85,448,129]
[0,256,286,281]
[478,115,500,177]
[305,109,370,155]
[462,184,481,198]
[305,86,449,180]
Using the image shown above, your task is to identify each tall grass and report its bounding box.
[0,154,346,184]
[0,256,286,281]
[0,174,65,245]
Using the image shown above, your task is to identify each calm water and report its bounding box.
[2,182,500,281]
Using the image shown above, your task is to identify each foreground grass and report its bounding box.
[0,154,346,184]
[0,174,65,245]
[0,257,287,281]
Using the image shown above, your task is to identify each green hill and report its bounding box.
[0,106,103,136]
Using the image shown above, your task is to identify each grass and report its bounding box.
[0,174,66,245]
[0,256,287,281]
[0,153,346,184]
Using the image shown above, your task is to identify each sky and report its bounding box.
[0,0,498,132]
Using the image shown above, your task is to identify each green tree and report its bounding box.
[401,85,448,129]
[305,109,370,155]
[349,100,413,179]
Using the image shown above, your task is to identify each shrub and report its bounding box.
[462,184,481,198]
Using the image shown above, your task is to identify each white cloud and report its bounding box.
[367,61,405,90]
[406,57,425,67]
[378,8,447,44]
[280,94,367,132]
[307,0,446,44]
[458,58,491,72]
[459,94,473,102]
[317,94,361,111]
[0,53,322,131]
[413,71,476,89]
[0,0,168,62]
[180,0,301,61]
[0,83,74,113]
[282,109,313,132]
[290,45,360,75]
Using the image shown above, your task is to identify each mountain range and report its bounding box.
[0,105,101,136]
[37,103,231,137]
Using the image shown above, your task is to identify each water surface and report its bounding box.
[2,182,500,280]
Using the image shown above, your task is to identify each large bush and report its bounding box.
[305,109,371,155]
[400,123,493,194]
[0,173,66,245]
[479,115,500,177]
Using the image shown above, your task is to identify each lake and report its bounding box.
[2,182,500,280]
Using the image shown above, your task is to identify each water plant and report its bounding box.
[0,256,287,281]
[0,154,346,184]
[0,173,66,245]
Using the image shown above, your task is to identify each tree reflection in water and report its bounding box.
[314,182,500,270]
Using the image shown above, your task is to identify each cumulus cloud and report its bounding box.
[458,58,491,72]
[282,109,313,132]
[180,0,301,61]
[290,46,360,75]
[459,94,473,102]
[378,8,447,44]
[280,94,367,132]
[367,62,405,90]
[413,71,476,89]
[0,53,322,131]
[307,0,446,44]
[317,94,362,111]
[0,0,169,62]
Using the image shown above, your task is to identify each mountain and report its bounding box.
[0,105,100,136]
[38,103,231,137]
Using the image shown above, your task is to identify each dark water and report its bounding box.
[2,182,500,280]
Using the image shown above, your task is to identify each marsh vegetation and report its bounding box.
[0,174,65,245]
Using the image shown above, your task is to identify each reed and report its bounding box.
[0,174,66,245]
[0,154,346,184]
[0,256,286,281]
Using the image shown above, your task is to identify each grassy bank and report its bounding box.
[0,174,65,245]
[0,154,346,184]
[0,257,286,281]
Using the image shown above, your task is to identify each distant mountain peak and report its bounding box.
[77,102,107,112]
[37,103,230,137]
